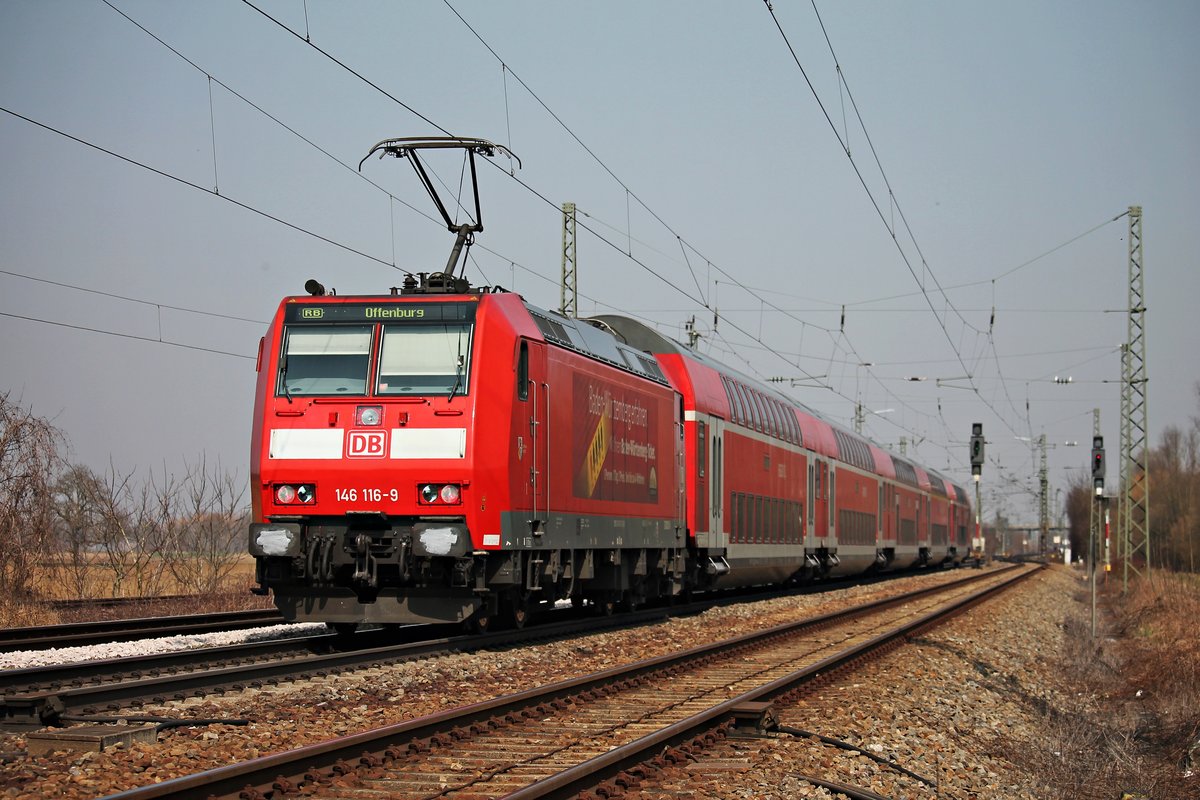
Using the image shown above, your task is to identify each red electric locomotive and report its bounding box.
[249,277,690,631]
[247,136,969,632]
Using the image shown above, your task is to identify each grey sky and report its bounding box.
[2,0,1196,525]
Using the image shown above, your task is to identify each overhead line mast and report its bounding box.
[1121,205,1149,588]
[561,202,578,317]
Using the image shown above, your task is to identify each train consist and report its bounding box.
[248,277,971,631]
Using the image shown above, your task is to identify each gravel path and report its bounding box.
[0,565,1078,799]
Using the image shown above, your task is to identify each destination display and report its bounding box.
[283,301,476,324]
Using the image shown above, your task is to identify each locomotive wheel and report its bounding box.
[503,591,532,629]
[596,598,616,616]
[330,622,358,638]
[620,576,647,613]
[465,612,491,634]
[618,590,640,613]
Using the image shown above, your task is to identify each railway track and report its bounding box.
[47,594,220,611]
[95,564,1034,800]
[1,628,341,705]
[0,569,928,731]
[0,603,681,731]
[0,608,285,652]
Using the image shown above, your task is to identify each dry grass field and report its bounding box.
[1017,570,1200,798]
[31,553,259,599]
[1,554,265,627]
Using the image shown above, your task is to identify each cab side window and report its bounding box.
[517,341,529,401]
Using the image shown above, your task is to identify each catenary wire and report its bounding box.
[0,311,253,360]
[764,1,1031,443]
[0,268,268,326]
[0,106,397,271]
[234,0,969,443]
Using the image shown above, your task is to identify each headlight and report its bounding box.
[274,484,316,505]
[418,483,462,505]
[356,405,383,426]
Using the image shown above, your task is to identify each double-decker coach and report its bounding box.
[591,315,969,584]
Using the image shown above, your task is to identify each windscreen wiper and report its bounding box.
[281,356,293,404]
[448,354,465,402]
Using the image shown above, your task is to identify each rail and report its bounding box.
[95,565,1031,800]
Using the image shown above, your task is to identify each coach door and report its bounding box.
[810,457,828,543]
[693,415,725,548]
[525,340,549,531]
[709,418,725,548]
[694,418,708,540]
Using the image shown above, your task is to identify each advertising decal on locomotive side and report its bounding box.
[572,373,660,503]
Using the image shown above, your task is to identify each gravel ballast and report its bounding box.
[0,565,1110,799]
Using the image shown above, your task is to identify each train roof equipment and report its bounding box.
[358,136,520,293]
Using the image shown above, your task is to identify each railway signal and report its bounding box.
[969,423,984,478]
[1091,435,1105,494]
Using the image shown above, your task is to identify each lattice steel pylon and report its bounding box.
[1120,343,1131,581]
[560,202,577,317]
[1122,205,1149,587]
[1090,409,1101,572]
[1038,434,1048,554]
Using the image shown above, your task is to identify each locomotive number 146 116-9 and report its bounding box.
[334,487,401,503]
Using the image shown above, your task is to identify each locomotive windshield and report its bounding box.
[278,326,372,396]
[377,323,472,396]
[275,321,473,398]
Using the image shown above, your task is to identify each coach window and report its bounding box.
[278,325,371,396]
[769,399,785,440]
[732,382,750,427]
[745,390,757,431]
[729,494,739,544]
[722,377,739,425]
[768,400,784,442]
[377,323,472,396]
[744,389,761,432]
[517,341,529,401]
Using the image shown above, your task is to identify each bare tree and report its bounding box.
[1147,388,1200,573]
[88,462,170,597]
[53,464,106,599]
[161,456,249,595]
[0,393,63,613]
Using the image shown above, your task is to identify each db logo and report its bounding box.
[347,430,387,458]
